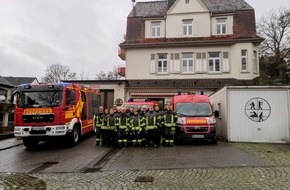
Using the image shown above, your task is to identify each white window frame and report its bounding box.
[151,21,161,37]
[241,50,248,72]
[157,54,168,73]
[182,53,194,73]
[183,20,193,36]
[208,52,221,72]
[216,18,227,35]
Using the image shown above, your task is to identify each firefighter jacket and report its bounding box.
[163,110,178,127]
[106,114,117,131]
[101,114,108,130]
[95,112,104,128]
[144,111,158,130]
[130,115,145,131]
[116,113,130,130]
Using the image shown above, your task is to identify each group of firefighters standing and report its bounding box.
[95,104,178,148]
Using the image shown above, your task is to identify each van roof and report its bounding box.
[172,94,210,103]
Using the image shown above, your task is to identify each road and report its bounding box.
[0,134,267,173]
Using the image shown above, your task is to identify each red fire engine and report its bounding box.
[171,92,219,144]
[13,83,100,149]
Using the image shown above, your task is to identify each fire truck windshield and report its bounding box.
[17,91,63,108]
[176,102,212,117]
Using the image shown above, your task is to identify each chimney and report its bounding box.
[132,0,136,9]
[168,0,175,8]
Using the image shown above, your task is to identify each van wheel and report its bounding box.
[70,125,81,145]
[23,137,39,149]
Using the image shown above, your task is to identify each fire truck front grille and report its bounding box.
[186,127,208,133]
[22,114,55,123]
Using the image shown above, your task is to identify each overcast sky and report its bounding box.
[0,0,289,81]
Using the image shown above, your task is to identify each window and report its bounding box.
[253,51,258,73]
[182,53,194,73]
[151,21,161,37]
[157,54,168,73]
[208,52,220,72]
[185,0,189,3]
[216,18,227,35]
[66,90,75,105]
[241,50,247,71]
[183,20,193,36]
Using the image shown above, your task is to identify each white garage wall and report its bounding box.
[228,88,290,143]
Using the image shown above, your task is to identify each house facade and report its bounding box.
[119,0,264,106]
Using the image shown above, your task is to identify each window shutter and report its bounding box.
[150,54,156,74]
[196,53,202,72]
[222,52,230,72]
[170,53,180,73]
[202,53,207,72]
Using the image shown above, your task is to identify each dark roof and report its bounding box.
[201,0,253,13]
[129,0,253,17]
[0,76,14,88]
[3,77,38,86]
[129,1,168,17]
[126,79,254,89]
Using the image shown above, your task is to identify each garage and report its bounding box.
[210,86,290,143]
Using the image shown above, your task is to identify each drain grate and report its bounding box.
[135,176,154,183]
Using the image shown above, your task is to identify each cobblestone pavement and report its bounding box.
[0,143,289,190]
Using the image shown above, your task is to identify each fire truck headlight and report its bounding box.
[206,117,216,124]
[177,117,186,125]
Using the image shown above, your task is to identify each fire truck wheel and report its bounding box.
[211,138,218,144]
[23,137,39,149]
[70,125,81,145]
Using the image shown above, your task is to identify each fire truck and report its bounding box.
[171,92,219,144]
[123,99,159,110]
[13,83,100,149]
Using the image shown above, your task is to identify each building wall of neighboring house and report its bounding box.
[125,43,259,80]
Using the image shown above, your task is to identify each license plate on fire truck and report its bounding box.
[31,127,44,131]
[192,135,204,138]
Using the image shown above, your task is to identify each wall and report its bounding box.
[210,86,290,143]
[125,43,259,80]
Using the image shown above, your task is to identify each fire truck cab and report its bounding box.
[13,83,100,149]
[171,92,219,144]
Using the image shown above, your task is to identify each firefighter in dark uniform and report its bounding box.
[130,109,145,146]
[95,106,104,146]
[163,104,178,147]
[101,108,109,146]
[106,108,118,148]
[116,107,130,147]
[144,105,158,147]
[154,105,164,146]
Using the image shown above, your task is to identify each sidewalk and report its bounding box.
[0,135,23,151]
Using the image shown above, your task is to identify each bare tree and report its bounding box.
[79,70,91,80]
[95,66,123,80]
[42,63,77,83]
[258,8,290,80]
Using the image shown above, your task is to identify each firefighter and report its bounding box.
[106,108,118,148]
[162,104,178,147]
[116,107,130,147]
[154,105,164,147]
[130,109,145,146]
[95,106,104,146]
[144,105,158,147]
[101,108,109,147]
